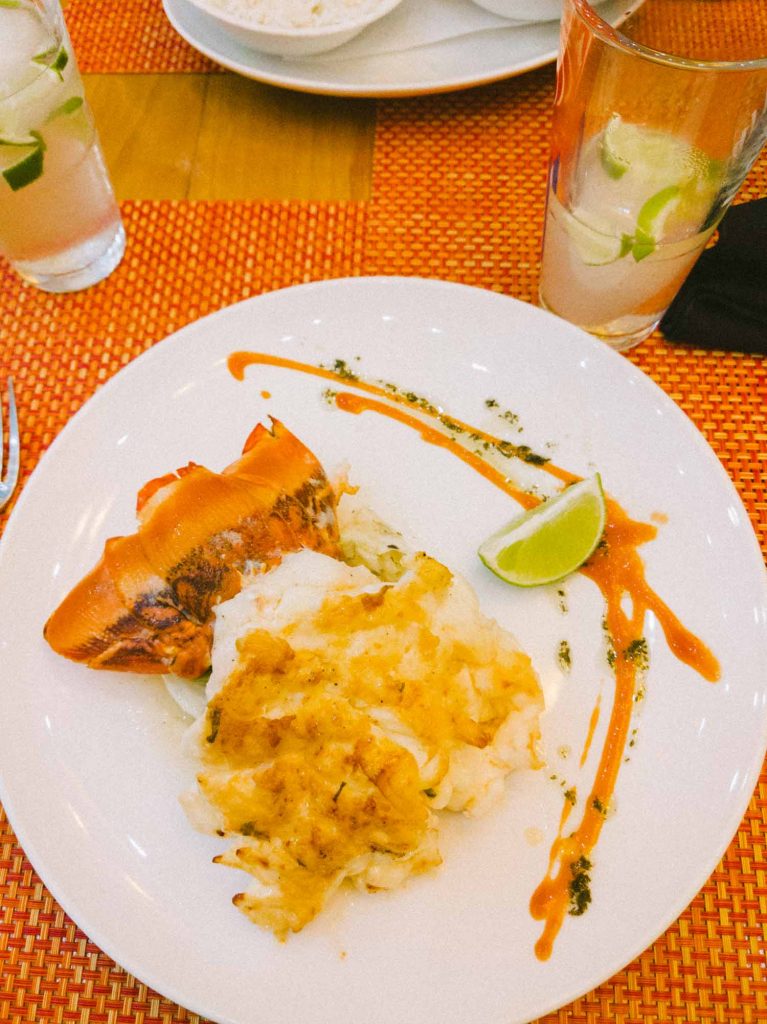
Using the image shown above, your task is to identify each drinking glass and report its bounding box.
[538,0,767,351]
[0,0,125,292]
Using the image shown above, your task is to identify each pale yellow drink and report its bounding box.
[0,0,124,291]
[539,0,767,352]
[539,122,719,346]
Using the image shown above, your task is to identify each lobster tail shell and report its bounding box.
[44,420,339,679]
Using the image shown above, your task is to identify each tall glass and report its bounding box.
[538,0,767,351]
[0,0,125,292]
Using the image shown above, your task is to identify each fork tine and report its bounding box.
[6,377,19,490]
[0,377,20,509]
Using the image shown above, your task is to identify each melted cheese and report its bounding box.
[184,549,542,939]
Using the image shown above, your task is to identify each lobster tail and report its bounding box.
[44,421,339,679]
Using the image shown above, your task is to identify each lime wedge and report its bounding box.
[32,44,59,66]
[621,185,680,262]
[1,145,43,190]
[637,184,681,236]
[0,130,45,191]
[50,47,69,79]
[629,229,655,262]
[597,116,726,262]
[600,121,630,179]
[46,95,84,122]
[600,115,692,186]
[32,45,68,76]
[564,208,627,266]
[600,115,723,237]
[0,132,39,147]
[478,475,606,587]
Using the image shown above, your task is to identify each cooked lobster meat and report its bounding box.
[44,420,340,679]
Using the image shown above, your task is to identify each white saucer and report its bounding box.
[162,0,639,97]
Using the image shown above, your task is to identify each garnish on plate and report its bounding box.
[478,475,607,588]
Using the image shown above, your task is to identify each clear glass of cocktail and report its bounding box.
[0,0,124,292]
[538,0,767,351]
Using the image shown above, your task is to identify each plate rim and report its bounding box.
[161,0,645,98]
[160,0,561,98]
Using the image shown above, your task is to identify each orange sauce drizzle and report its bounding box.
[227,350,721,960]
[229,351,569,491]
[579,695,601,769]
[334,392,538,510]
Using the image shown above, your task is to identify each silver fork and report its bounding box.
[0,377,20,511]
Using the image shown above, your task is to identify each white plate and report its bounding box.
[161,0,637,97]
[0,278,765,1024]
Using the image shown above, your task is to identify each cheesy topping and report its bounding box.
[184,549,542,939]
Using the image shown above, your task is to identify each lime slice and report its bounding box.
[600,115,693,186]
[32,44,59,67]
[637,184,681,236]
[478,475,606,587]
[564,208,627,266]
[46,95,83,120]
[622,184,681,261]
[0,131,39,147]
[600,121,631,180]
[32,45,68,79]
[50,47,69,79]
[597,116,725,262]
[0,131,45,191]
[600,115,722,237]
[1,145,43,190]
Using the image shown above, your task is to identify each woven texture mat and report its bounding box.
[2,2,767,1023]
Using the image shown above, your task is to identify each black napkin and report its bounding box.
[660,197,767,355]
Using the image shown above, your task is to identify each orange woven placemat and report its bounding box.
[2,2,767,1023]
[67,0,215,73]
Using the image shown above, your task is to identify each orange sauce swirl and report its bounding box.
[334,392,538,510]
[227,350,721,960]
[579,695,601,769]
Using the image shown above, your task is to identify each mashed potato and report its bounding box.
[180,501,543,940]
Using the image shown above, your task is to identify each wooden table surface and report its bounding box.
[84,72,377,201]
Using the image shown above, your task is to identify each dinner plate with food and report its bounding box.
[0,277,765,1024]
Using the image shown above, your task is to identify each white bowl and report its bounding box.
[183,0,406,57]
[470,0,562,21]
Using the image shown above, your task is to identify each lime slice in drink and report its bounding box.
[46,95,84,121]
[0,132,45,191]
[600,115,692,186]
[626,184,682,261]
[637,184,681,237]
[32,45,68,79]
[563,208,629,266]
[598,115,723,261]
[601,115,722,221]
[478,475,606,587]
[0,131,39,147]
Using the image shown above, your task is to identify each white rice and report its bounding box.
[202,0,388,29]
